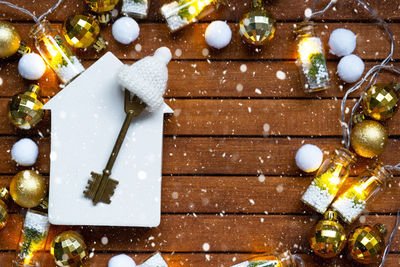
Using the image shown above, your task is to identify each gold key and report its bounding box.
[84,90,146,205]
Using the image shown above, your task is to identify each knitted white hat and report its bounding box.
[117,47,172,112]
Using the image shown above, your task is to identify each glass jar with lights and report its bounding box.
[161,0,224,32]
[231,250,304,267]
[301,147,356,214]
[29,20,85,84]
[122,0,150,18]
[295,21,330,93]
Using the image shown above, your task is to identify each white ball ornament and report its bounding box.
[337,54,365,83]
[112,17,140,45]
[205,21,232,49]
[11,138,39,166]
[329,28,356,57]
[295,144,323,173]
[18,53,46,80]
[108,254,136,267]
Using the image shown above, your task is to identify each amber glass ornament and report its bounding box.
[332,163,391,224]
[295,21,329,93]
[86,0,119,13]
[309,210,347,258]
[239,0,275,46]
[348,224,387,264]
[351,120,388,158]
[8,84,44,130]
[231,250,304,267]
[301,147,356,214]
[10,170,47,208]
[63,14,106,52]
[51,231,87,267]
[0,188,9,230]
[362,82,400,121]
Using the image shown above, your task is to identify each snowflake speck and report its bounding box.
[276,70,286,80]
[276,184,284,193]
[240,64,247,73]
[101,236,108,245]
[236,83,244,92]
[202,243,210,251]
[175,49,182,57]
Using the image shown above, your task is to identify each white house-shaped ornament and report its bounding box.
[43,52,173,227]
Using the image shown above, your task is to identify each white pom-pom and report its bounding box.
[18,53,46,80]
[112,17,140,45]
[295,144,323,173]
[205,21,232,49]
[337,54,364,83]
[329,28,357,57]
[108,254,136,267]
[11,138,39,166]
[153,47,172,65]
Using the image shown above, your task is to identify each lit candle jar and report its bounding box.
[29,21,85,84]
[301,147,356,214]
[161,0,224,32]
[295,21,330,93]
[231,250,303,267]
[331,163,391,224]
[14,210,49,266]
[122,0,150,19]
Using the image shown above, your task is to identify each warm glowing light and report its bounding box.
[298,37,322,64]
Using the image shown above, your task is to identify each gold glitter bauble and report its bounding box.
[363,82,400,121]
[0,21,21,58]
[239,0,275,46]
[86,0,119,13]
[63,14,105,51]
[350,120,388,158]
[348,224,387,264]
[309,210,347,258]
[51,231,87,266]
[8,84,44,130]
[10,170,47,208]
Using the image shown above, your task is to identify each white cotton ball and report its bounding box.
[11,138,39,166]
[205,21,232,49]
[18,53,46,80]
[329,28,357,57]
[112,17,140,45]
[337,54,365,83]
[295,144,323,173]
[108,254,136,267]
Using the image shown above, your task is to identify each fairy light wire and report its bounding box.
[0,0,63,23]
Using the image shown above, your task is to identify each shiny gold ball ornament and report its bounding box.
[8,84,44,130]
[239,0,276,46]
[86,0,119,13]
[63,15,106,52]
[0,21,21,58]
[348,224,387,264]
[10,170,47,208]
[350,120,388,158]
[363,82,400,121]
[51,231,87,266]
[0,188,9,230]
[309,210,347,258]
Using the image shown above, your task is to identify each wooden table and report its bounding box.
[1,0,400,266]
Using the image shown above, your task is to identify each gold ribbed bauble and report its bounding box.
[348,224,387,264]
[0,188,9,230]
[309,210,347,258]
[0,21,21,58]
[239,0,275,46]
[86,0,119,13]
[10,170,47,208]
[51,231,87,267]
[350,120,388,158]
[363,82,400,121]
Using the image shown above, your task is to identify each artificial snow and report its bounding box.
[301,183,333,214]
[56,56,85,84]
[122,0,148,18]
[332,197,365,224]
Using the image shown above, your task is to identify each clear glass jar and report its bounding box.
[30,21,85,84]
[301,147,356,214]
[295,21,329,93]
[332,163,391,224]
[161,0,223,32]
[122,0,150,19]
[14,210,49,266]
[231,250,304,267]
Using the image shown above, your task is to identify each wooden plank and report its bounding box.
[8,23,400,60]
[1,137,400,176]
[2,60,400,99]
[1,175,399,214]
[1,0,399,22]
[0,214,398,252]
